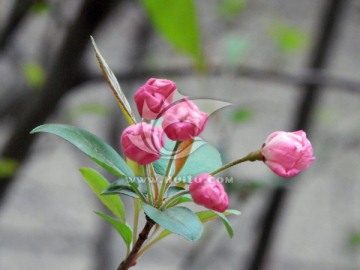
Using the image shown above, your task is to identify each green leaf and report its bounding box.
[163,187,189,207]
[0,158,18,178]
[166,186,185,197]
[102,184,139,198]
[80,168,126,222]
[153,208,239,244]
[21,62,45,88]
[142,203,203,241]
[31,124,133,177]
[91,37,137,125]
[141,0,206,70]
[102,177,147,199]
[176,194,193,204]
[95,212,132,248]
[197,209,240,238]
[170,193,193,206]
[154,137,222,183]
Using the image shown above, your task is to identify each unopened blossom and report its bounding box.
[162,98,208,141]
[261,130,315,178]
[189,173,228,212]
[121,122,165,165]
[134,78,176,120]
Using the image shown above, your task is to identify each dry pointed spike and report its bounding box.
[91,36,137,125]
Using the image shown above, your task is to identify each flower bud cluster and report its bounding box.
[120,78,315,213]
[121,78,209,165]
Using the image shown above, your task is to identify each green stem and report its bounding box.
[210,150,262,176]
[144,165,153,205]
[149,164,159,200]
[147,224,160,242]
[160,190,189,210]
[157,141,181,206]
[164,175,175,192]
[132,198,141,245]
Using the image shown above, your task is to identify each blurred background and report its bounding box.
[1,0,360,269]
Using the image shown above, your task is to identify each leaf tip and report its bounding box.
[30,125,43,134]
[90,36,96,46]
[79,167,93,176]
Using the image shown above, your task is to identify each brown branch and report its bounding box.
[118,218,155,270]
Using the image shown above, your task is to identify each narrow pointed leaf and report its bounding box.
[95,212,132,248]
[142,203,203,241]
[91,37,136,125]
[197,209,241,238]
[80,168,126,222]
[176,194,193,204]
[102,185,140,199]
[166,186,185,197]
[31,124,133,177]
[102,177,147,199]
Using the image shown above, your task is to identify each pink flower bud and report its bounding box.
[120,122,165,165]
[134,78,177,120]
[261,130,315,178]
[189,174,229,212]
[162,98,208,141]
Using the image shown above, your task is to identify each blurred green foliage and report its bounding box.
[21,62,45,89]
[224,36,249,66]
[231,108,253,122]
[269,23,309,54]
[31,0,50,14]
[218,0,247,17]
[349,232,360,246]
[141,0,206,71]
[66,103,111,120]
[0,158,18,178]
